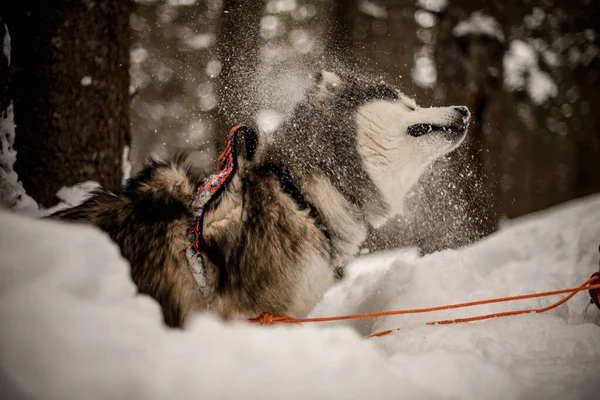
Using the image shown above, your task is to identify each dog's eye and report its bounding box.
[403,100,418,111]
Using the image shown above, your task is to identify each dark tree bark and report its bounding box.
[213,0,265,152]
[1,0,131,207]
[0,22,9,116]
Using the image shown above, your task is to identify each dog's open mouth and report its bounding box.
[407,123,467,138]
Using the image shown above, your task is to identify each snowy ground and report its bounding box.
[1,195,599,400]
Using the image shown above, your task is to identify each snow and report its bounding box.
[266,0,297,14]
[0,100,98,216]
[453,11,505,43]
[80,76,92,86]
[42,180,100,215]
[0,103,38,214]
[504,39,558,105]
[412,52,437,88]
[417,0,448,13]
[1,193,600,399]
[2,22,10,65]
[0,24,37,214]
[185,33,215,50]
[358,1,388,20]
[166,0,197,6]
[256,108,284,134]
[122,145,132,184]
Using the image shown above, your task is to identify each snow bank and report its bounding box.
[312,194,600,398]
[1,195,600,399]
[41,181,100,216]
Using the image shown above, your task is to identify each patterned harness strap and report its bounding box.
[589,245,600,310]
[186,125,247,289]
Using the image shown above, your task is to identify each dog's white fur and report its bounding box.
[284,71,469,312]
[50,70,470,326]
[356,96,467,220]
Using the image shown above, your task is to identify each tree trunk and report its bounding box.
[0,21,9,116]
[214,0,264,152]
[1,0,130,207]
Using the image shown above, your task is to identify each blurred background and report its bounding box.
[1,0,599,253]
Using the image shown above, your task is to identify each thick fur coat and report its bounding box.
[50,71,470,327]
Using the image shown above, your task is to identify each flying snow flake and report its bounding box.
[411,53,437,88]
[417,0,448,13]
[256,109,283,134]
[266,0,297,14]
[130,46,149,64]
[453,11,505,43]
[196,81,217,111]
[260,15,283,40]
[291,4,316,21]
[358,1,388,20]
[289,29,314,54]
[185,33,215,50]
[504,40,558,105]
[187,119,207,141]
[166,0,197,6]
[80,76,92,86]
[524,7,546,30]
[198,93,217,112]
[205,60,222,78]
[414,10,437,28]
[542,48,561,67]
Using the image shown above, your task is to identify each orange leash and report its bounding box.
[248,276,600,339]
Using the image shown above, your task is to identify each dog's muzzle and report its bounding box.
[407,106,470,141]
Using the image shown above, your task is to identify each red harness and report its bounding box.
[589,246,600,309]
[188,125,242,259]
[186,125,251,288]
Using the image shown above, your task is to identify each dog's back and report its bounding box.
[49,70,470,326]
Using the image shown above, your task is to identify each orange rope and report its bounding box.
[247,276,600,339]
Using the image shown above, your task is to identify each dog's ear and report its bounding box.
[310,70,344,103]
[235,125,260,162]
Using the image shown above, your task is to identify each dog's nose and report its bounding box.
[454,106,470,118]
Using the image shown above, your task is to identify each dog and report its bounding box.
[50,70,470,327]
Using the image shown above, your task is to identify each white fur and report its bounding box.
[304,175,367,267]
[355,99,467,218]
[287,247,334,317]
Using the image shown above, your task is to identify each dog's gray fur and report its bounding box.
[50,70,470,327]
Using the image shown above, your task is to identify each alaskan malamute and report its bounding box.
[50,70,470,327]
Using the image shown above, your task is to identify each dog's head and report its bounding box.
[303,70,470,224]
